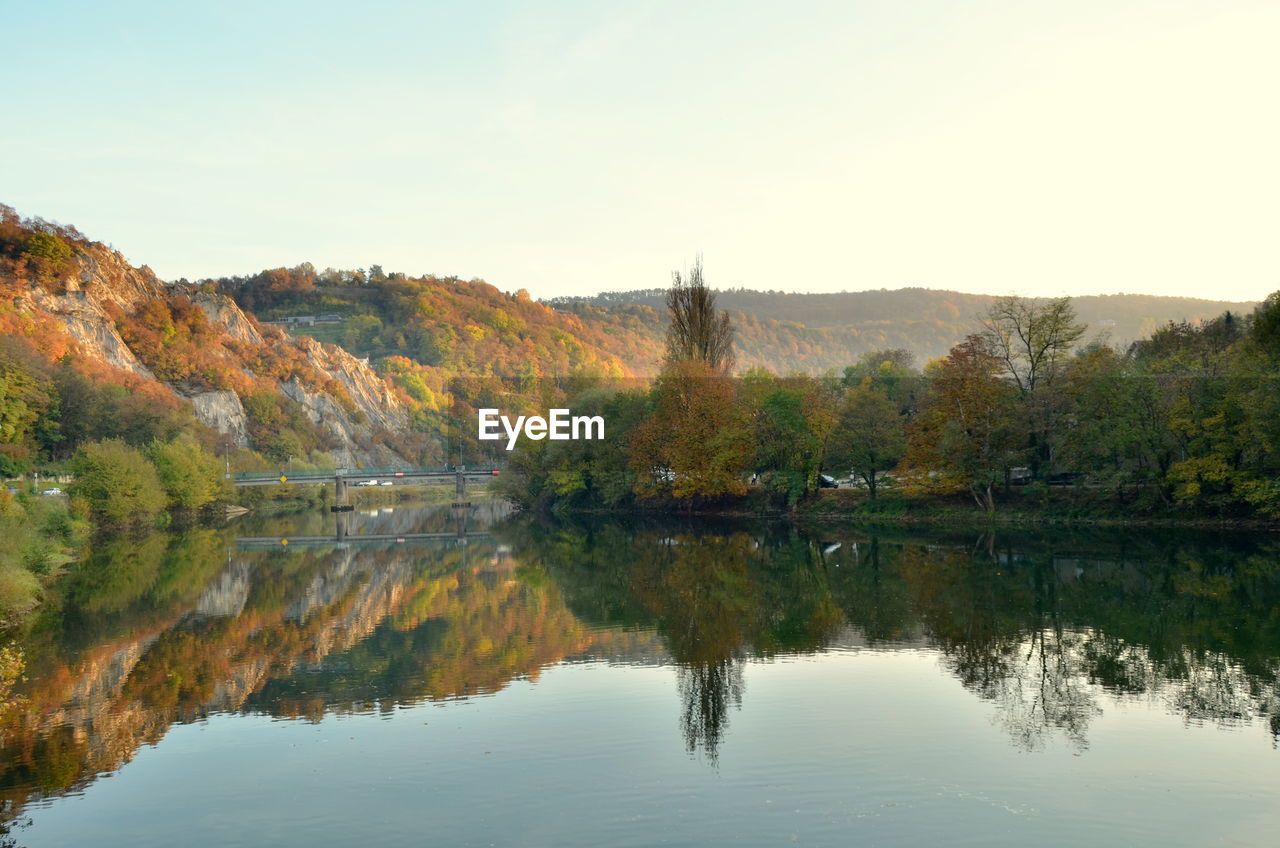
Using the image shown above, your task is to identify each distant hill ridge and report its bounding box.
[210,264,1257,376]
[548,287,1257,369]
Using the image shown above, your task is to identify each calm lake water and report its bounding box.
[2,503,1279,847]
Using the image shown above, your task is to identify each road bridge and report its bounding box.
[229,465,503,509]
[236,530,494,551]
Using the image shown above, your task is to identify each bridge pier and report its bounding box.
[453,469,469,508]
[331,475,352,512]
[453,503,470,539]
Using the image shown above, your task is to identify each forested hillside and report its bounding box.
[207,264,660,379]
[209,265,1255,377]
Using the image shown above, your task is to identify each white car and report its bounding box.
[41,487,64,496]
[355,479,379,487]
[379,480,394,487]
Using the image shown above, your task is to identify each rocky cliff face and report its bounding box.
[292,336,407,434]
[279,377,404,466]
[191,390,252,448]
[186,288,265,346]
[22,285,156,377]
[7,240,412,465]
[68,242,168,309]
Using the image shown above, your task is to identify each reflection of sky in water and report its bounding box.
[17,652,1280,848]
[6,507,1280,847]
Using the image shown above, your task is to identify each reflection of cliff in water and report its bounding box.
[0,503,654,827]
[507,519,1280,757]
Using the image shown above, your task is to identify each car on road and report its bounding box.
[41,487,64,496]
[355,479,380,487]
[379,480,394,486]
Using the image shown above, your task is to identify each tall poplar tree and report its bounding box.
[664,257,735,374]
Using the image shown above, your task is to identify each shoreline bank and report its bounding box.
[528,489,1280,532]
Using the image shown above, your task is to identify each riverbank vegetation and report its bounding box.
[0,492,86,629]
[500,269,1280,523]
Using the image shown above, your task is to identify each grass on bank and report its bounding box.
[796,485,1271,527]
[0,490,88,628]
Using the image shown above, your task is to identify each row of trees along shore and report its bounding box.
[501,261,1280,519]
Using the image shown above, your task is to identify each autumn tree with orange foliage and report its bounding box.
[902,335,1019,511]
[631,359,749,501]
[627,262,751,502]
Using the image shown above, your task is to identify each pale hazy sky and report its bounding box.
[5,0,1278,301]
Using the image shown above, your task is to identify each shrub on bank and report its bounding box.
[69,437,229,524]
[147,435,227,510]
[69,439,167,525]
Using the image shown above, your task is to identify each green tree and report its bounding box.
[22,231,73,278]
[498,388,652,510]
[1132,314,1254,513]
[741,372,836,505]
[70,440,167,525]
[0,346,55,465]
[148,435,226,510]
[1252,292,1280,359]
[342,314,383,351]
[825,386,905,498]
[1055,344,1172,494]
[841,348,922,410]
[980,296,1087,478]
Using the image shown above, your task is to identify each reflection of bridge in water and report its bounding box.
[230,466,503,510]
[234,504,493,550]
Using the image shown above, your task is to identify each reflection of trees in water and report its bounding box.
[890,537,1280,751]
[630,533,754,760]
[628,529,844,760]
[942,628,1100,751]
[515,519,1280,755]
[943,627,1280,752]
[12,513,1280,831]
[676,657,744,762]
[1154,648,1280,730]
[509,522,846,760]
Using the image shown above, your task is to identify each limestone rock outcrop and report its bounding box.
[5,237,416,465]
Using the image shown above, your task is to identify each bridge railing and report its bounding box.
[230,465,502,480]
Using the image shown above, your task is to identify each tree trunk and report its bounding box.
[972,483,995,512]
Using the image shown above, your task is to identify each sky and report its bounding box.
[4,0,1278,302]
